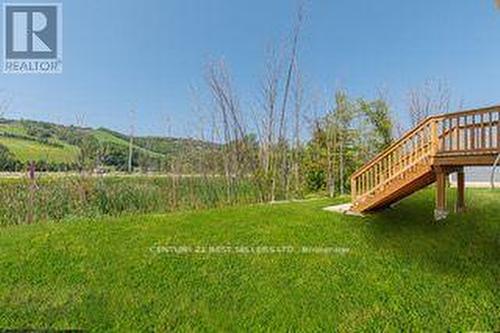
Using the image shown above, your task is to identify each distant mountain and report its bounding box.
[0,118,219,172]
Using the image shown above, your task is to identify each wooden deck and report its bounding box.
[350,105,500,219]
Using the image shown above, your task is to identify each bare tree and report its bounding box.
[277,1,305,140]
[201,1,308,203]
[258,44,282,201]
[407,78,451,127]
[277,1,306,199]
[162,114,179,207]
[128,108,135,173]
[0,91,11,119]
[334,90,353,196]
[291,64,304,196]
[205,59,245,203]
[325,100,338,198]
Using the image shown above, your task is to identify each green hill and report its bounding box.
[0,136,79,164]
[92,128,164,159]
[0,118,217,172]
[94,127,218,157]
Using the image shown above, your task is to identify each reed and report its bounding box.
[0,175,263,226]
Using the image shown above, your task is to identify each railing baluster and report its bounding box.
[364,172,368,194]
[497,110,500,149]
[481,113,485,149]
[360,174,363,196]
[367,170,370,193]
[365,171,368,194]
[471,115,476,150]
[449,118,453,151]
[388,153,392,179]
[381,161,384,186]
[431,119,438,155]
[377,162,380,188]
[464,116,469,150]
[442,120,445,152]
[390,154,393,178]
[385,156,389,183]
[369,169,372,193]
[489,111,493,149]
[384,158,388,183]
[368,171,370,192]
[418,130,423,159]
[397,150,400,176]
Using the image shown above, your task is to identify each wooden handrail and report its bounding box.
[351,105,500,203]
[351,115,441,178]
[352,105,500,179]
[438,105,500,119]
[357,153,431,200]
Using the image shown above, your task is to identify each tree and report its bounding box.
[291,65,305,196]
[205,59,246,202]
[128,109,135,173]
[324,109,338,197]
[257,44,282,201]
[359,96,393,152]
[407,78,451,127]
[334,90,355,195]
[277,1,306,200]
[0,144,20,171]
[302,90,395,196]
[78,135,100,172]
[303,121,327,192]
[0,90,11,119]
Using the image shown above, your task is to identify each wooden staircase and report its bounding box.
[350,106,500,216]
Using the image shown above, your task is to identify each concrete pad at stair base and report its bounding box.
[323,203,364,217]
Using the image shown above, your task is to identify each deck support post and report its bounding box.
[434,166,448,221]
[456,167,466,213]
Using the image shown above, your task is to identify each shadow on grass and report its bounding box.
[365,188,500,285]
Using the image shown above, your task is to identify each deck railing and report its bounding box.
[439,107,499,154]
[351,106,500,202]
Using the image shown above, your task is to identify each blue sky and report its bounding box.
[1,0,499,137]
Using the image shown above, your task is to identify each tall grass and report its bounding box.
[0,175,263,226]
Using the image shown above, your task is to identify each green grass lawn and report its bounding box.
[0,188,498,331]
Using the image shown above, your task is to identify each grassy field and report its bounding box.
[0,120,214,171]
[0,136,79,163]
[92,129,164,159]
[0,122,29,136]
[0,122,163,165]
[0,188,498,331]
[0,122,80,163]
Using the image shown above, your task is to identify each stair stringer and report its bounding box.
[352,159,435,212]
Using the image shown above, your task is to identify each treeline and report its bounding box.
[304,92,393,195]
[182,3,395,201]
[195,65,394,201]
[180,3,452,201]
